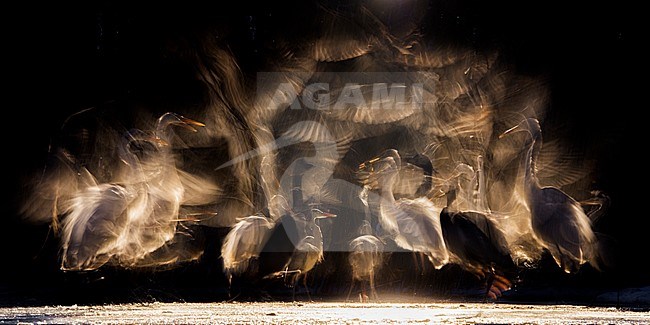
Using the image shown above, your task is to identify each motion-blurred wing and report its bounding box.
[536,139,594,189]
[221,215,274,275]
[177,169,222,206]
[21,149,98,226]
[61,184,133,271]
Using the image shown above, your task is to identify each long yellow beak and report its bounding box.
[177,117,206,132]
[499,124,521,139]
[359,157,381,170]
[313,209,337,219]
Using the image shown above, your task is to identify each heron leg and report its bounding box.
[360,280,368,303]
[419,252,427,275]
[303,273,312,302]
[409,252,419,295]
[290,271,301,301]
[411,252,420,275]
[484,270,495,302]
[370,270,378,301]
[226,273,233,298]
[483,265,513,301]
[346,277,355,302]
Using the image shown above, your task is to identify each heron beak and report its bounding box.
[314,210,337,219]
[177,117,206,132]
[499,124,521,138]
[358,157,381,170]
[150,136,170,147]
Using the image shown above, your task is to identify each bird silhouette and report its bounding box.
[500,118,598,273]
[439,187,517,300]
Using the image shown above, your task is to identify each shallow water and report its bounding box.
[1,302,648,324]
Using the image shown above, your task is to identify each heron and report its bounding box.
[500,117,598,273]
[60,112,209,270]
[219,194,293,298]
[263,207,336,301]
[347,186,385,302]
[361,149,449,274]
[221,214,274,289]
[439,187,517,300]
[376,151,514,299]
[347,222,384,302]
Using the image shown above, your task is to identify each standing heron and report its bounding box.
[263,207,336,300]
[60,112,209,270]
[347,186,385,302]
[221,214,274,288]
[347,221,384,302]
[362,149,449,273]
[500,118,598,273]
[220,194,294,298]
[439,187,516,300]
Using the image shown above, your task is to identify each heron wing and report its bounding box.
[61,184,132,270]
[221,216,273,273]
[21,150,98,225]
[394,198,448,263]
[177,169,222,206]
[533,188,597,268]
[349,235,384,278]
[536,139,593,189]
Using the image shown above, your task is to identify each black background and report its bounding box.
[2,0,645,305]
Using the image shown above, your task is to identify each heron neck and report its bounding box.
[380,171,398,204]
[292,166,305,210]
[378,171,400,236]
[476,158,489,213]
[525,135,541,191]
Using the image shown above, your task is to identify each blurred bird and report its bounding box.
[263,207,336,300]
[221,214,274,288]
[440,187,516,300]
[500,118,598,273]
[60,112,213,270]
[360,149,449,272]
[347,222,384,302]
[60,183,133,270]
[256,212,299,285]
[347,187,385,302]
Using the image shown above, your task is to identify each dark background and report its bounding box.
[2,0,645,305]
